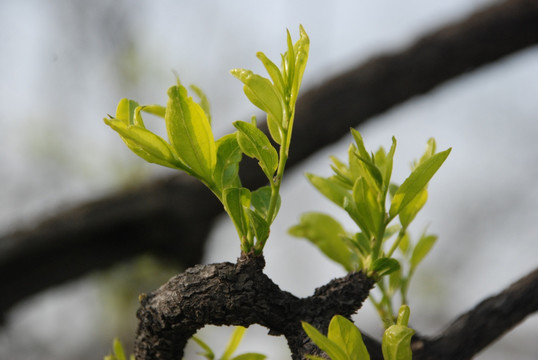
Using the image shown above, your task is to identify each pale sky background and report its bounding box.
[0,1,537,359]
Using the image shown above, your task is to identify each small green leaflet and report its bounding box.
[223,187,251,240]
[306,173,351,209]
[410,234,437,269]
[165,84,216,181]
[214,134,242,192]
[372,257,400,277]
[114,98,139,125]
[389,148,451,219]
[289,212,354,272]
[104,118,183,170]
[301,321,348,360]
[230,69,284,126]
[328,316,370,360]
[302,315,370,360]
[233,121,278,181]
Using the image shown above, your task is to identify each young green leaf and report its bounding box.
[248,210,270,249]
[389,148,451,219]
[104,118,184,170]
[223,187,251,241]
[192,336,215,360]
[353,152,383,191]
[289,25,310,108]
[398,188,428,229]
[410,234,437,269]
[328,316,370,360]
[251,186,280,221]
[372,258,400,277]
[231,354,267,360]
[289,212,354,271]
[214,134,243,191]
[382,137,397,194]
[165,84,217,180]
[301,321,348,360]
[233,120,278,181]
[230,69,284,126]
[256,51,285,96]
[352,178,383,238]
[381,308,415,360]
[139,104,166,119]
[306,173,351,209]
[221,326,246,360]
[112,338,127,360]
[190,84,212,125]
[115,98,139,125]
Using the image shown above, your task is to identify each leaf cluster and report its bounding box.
[290,131,450,324]
[302,305,414,360]
[104,26,309,255]
[190,326,266,360]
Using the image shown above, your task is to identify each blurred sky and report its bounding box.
[0,1,537,359]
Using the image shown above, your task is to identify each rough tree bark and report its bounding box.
[135,254,375,359]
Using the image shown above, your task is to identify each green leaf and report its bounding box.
[398,232,411,255]
[222,326,246,360]
[389,148,451,219]
[382,324,415,360]
[388,267,403,294]
[350,129,371,162]
[233,121,278,181]
[289,25,309,107]
[289,212,354,271]
[372,258,400,277]
[223,187,251,239]
[382,137,397,194]
[140,104,166,119]
[301,321,348,360]
[256,51,285,96]
[248,210,270,247]
[112,338,126,360]
[231,354,267,360]
[353,151,383,191]
[352,178,383,237]
[328,316,370,360]
[230,69,284,125]
[104,118,184,170]
[352,232,371,256]
[415,137,437,168]
[251,186,280,221]
[190,84,212,125]
[165,84,216,180]
[115,98,139,125]
[192,336,215,360]
[266,113,284,145]
[410,234,437,269]
[214,134,242,191]
[306,173,351,209]
[398,188,428,229]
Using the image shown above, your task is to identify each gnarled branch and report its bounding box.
[135,254,375,360]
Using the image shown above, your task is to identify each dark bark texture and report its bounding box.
[135,254,375,359]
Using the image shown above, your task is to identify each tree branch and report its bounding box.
[1,0,537,317]
[134,254,375,360]
[412,266,538,359]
